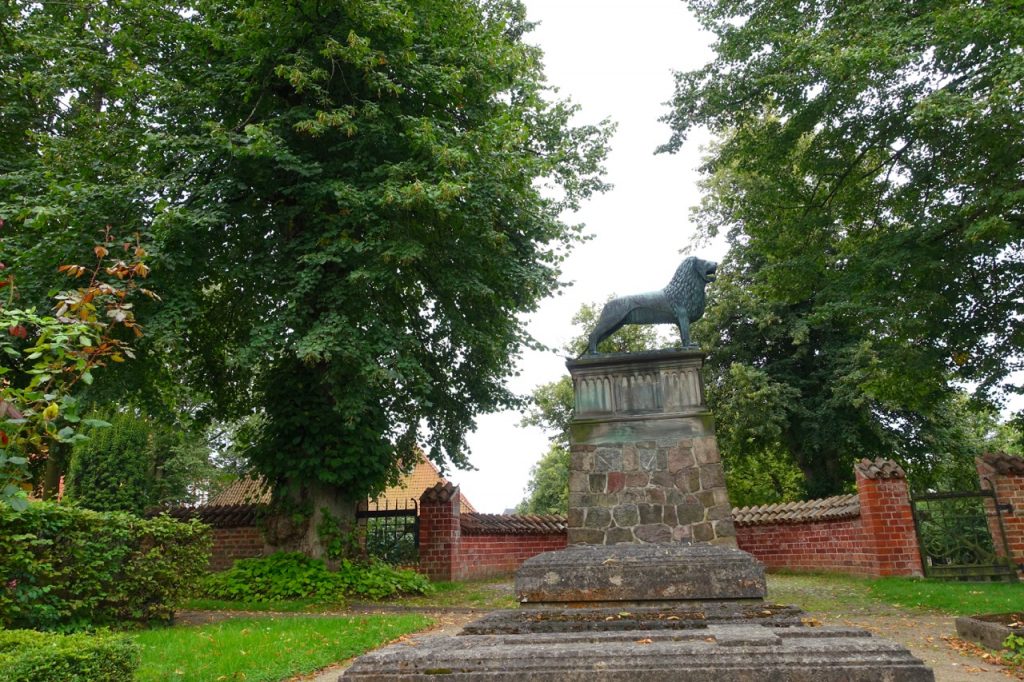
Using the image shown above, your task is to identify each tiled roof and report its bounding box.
[165,503,264,528]
[374,455,477,513]
[207,476,272,506]
[980,452,1024,476]
[202,450,477,512]
[731,494,860,527]
[461,512,568,535]
[855,457,906,480]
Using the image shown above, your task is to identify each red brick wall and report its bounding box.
[735,516,876,576]
[456,534,567,580]
[977,455,1024,574]
[418,484,566,581]
[209,526,265,571]
[735,460,922,578]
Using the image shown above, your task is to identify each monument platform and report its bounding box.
[341,350,933,681]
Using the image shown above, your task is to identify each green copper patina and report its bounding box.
[587,256,717,354]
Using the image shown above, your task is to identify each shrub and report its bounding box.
[64,409,216,514]
[1005,633,1024,666]
[0,502,212,630]
[0,629,138,681]
[200,552,432,602]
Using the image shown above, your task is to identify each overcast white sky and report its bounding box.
[447,0,726,512]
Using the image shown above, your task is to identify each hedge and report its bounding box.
[0,629,138,681]
[0,502,211,630]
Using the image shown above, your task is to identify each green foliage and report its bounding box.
[133,614,431,682]
[516,444,570,515]
[665,0,1024,496]
[64,409,213,514]
[1004,634,1024,666]
[0,222,153,507]
[0,629,139,682]
[1,0,611,510]
[0,502,211,631]
[199,552,431,602]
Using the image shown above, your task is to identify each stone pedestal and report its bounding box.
[342,349,933,681]
[567,350,734,545]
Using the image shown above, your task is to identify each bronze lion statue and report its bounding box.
[587,256,717,354]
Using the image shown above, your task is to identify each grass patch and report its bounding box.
[865,576,1024,615]
[768,572,1024,617]
[181,597,337,613]
[134,614,430,682]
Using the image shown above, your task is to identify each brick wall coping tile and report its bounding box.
[460,512,568,535]
[732,494,860,527]
[420,482,458,503]
[980,452,1024,476]
[165,502,266,528]
[855,457,906,480]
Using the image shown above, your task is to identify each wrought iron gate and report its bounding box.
[356,498,419,566]
[910,482,1018,582]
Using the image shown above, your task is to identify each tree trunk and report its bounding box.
[263,481,359,562]
[41,443,68,500]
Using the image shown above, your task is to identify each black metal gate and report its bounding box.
[911,481,1018,582]
[356,498,419,566]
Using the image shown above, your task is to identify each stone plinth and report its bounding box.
[515,544,764,607]
[566,350,734,545]
[343,624,934,681]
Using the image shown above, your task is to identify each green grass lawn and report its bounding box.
[134,614,431,682]
[768,572,1024,616]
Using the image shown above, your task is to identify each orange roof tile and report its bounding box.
[205,452,476,512]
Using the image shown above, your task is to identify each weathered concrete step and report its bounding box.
[342,624,934,681]
[516,543,766,605]
[461,602,806,634]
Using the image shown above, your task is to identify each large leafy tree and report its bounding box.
[665,0,1023,496]
[2,0,610,551]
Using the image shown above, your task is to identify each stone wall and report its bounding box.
[418,483,567,581]
[566,350,735,546]
[734,459,922,577]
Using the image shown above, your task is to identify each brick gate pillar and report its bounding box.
[418,482,461,581]
[855,458,923,577]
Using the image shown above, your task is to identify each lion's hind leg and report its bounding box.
[588,301,631,354]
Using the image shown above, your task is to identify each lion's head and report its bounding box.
[664,256,718,321]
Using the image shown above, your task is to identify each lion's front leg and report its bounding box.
[676,313,692,348]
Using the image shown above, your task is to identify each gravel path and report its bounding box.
[812,608,1019,682]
